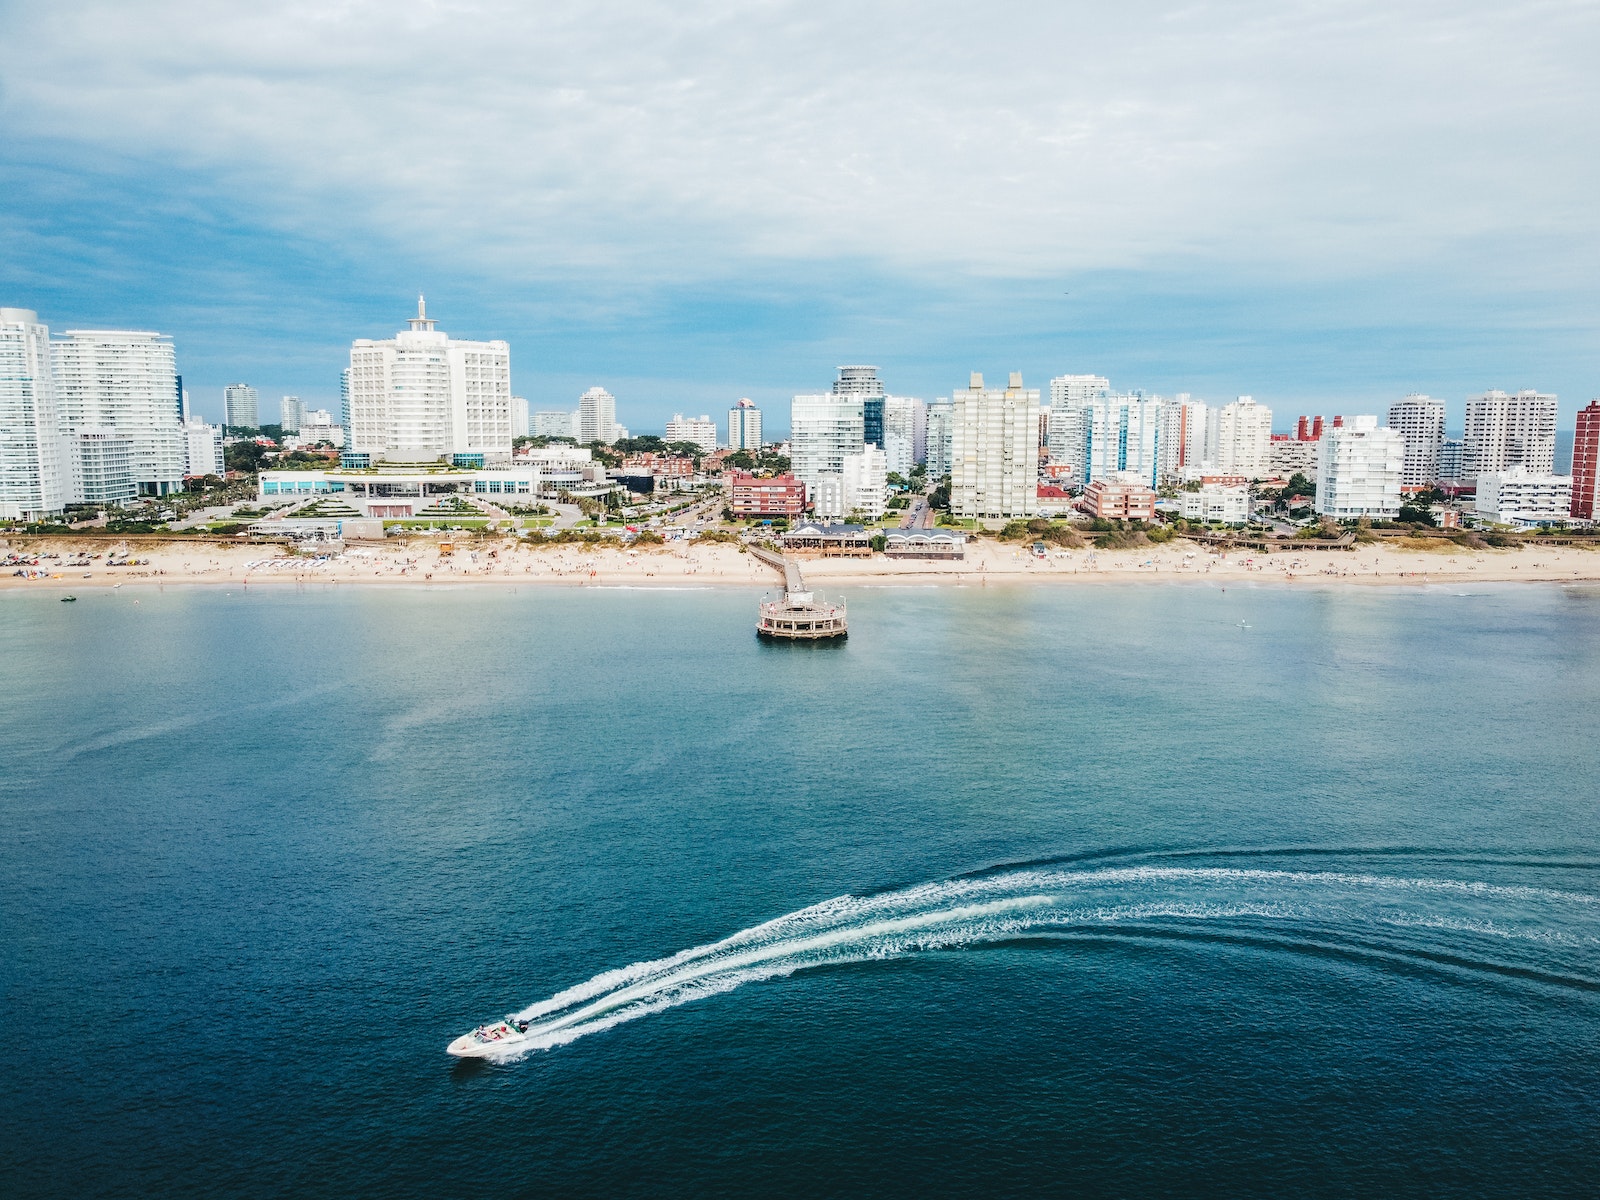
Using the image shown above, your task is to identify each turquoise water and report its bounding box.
[2,581,1598,1197]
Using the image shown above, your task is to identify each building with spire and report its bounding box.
[347,297,512,462]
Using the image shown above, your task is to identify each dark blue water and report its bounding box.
[3,581,1598,1198]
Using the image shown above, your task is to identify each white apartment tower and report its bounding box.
[665,413,719,455]
[578,386,619,445]
[1049,374,1111,408]
[1463,390,1556,480]
[183,419,225,477]
[52,329,185,495]
[1208,397,1273,477]
[790,394,865,492]
[1386,395,1446,489]
[511,396,530,439]
[1316,415,1404,519]
[0,308,69,520]
[224,383,259,429]
[882,395,927,476]
[841,445,889,520]
[727,399,762,451]
[348,298,513,461]
[280,395,305,433]
[951,372,1040,520]
[1159,396,1208,481]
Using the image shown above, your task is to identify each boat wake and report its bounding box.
[457,860,1600,1060]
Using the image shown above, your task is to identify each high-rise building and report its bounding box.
[1571,401,1600,520]
[510,396,530,439]
[665,413,718,455]
[182,418,225,477]
[925,399,954,479]
[1159,395,1208,481]
[1387,395,1446,489]
[951,372,1040,520]
[280,395,305,433]
[1045,404,1087,482]
[348,298,513,461]
[69,428,137,507]
[339,368,351,429]
[1049,374,1111,408]
[790,394,865,492]
[727,399,762,451]
[1082,393,1164,488]
[224,383,259,430]
[1316,415,1403,519]
[1438,438,1465,483]
[52,328,185,495]
[882,396,927,476]
[0,307,69,520]
[577,386,619,445]
[1463,389,1556,480]
[833,366,885,448]
[531,410,578,439]
[841,445,888,520]
[1207,397,1273,477]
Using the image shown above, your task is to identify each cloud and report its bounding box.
[4,0,1596,287]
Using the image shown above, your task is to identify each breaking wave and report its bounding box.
[461,860,1600,1060]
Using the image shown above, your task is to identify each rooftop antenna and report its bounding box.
[408,293,436,332]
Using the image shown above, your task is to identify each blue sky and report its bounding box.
[3,1,1597,436]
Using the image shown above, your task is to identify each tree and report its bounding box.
[724,450,756,470]
[225,441,266,474]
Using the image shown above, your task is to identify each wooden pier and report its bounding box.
[749,543,848,641]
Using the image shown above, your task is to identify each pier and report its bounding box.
[750,543,847,640]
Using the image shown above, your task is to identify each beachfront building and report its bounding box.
[70,428,137,507]
[728,471,805,519]
[882,395,927,476]
[348,298,513,462]
[0,307,70,521]
[1463,389,1556,480]
[1387,395,1445,490]
[727,399,762,451]
[1081,479,1157,521]
[1082,393,1163,489]
[258,462,540,517]
[1571,401,1600,520]
[925,399,953,478]
[183,418,224,476]
[841,445,888,520]
[790,393,865,494]
[1045,404,1086,483]
[810,473,846,520]
[224,383,258,429]
[1316,416,1404,519]
[1179,483,1250,524]
[950,371,1040,521]
[1207,397,1272,478]
[1475,469,1573,527]
[665,413,719,455]
[52,328,185,496]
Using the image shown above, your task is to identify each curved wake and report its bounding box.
[462,862,1600,1060]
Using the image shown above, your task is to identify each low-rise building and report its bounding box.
[780,522,874,556]
[258,463,540,518]
[1179,484,1250,524]
[1475,469,1574,526]
[1081,479,1157,520]
[728,471,806,519]
[883,529,966,559]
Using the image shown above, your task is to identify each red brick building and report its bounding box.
[729,471,806,519]
[1572,401,1600,520]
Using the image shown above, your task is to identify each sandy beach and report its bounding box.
[5,536,1600,591]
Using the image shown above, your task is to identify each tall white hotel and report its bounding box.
[0,308,69,520]
[52,328,185,497]
[348,298,512,461]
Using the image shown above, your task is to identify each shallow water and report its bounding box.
[2,581,1598,1197]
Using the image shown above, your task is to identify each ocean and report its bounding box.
[2,580,1598,1198]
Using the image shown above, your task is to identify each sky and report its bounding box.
[2,0,1598,436]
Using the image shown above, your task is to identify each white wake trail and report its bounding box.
[457,865,1600,1060]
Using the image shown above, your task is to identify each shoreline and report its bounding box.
[5,536,1600,592]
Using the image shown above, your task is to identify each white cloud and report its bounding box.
[3,0,1597,283]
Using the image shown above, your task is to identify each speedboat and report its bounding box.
[447,1015,533,1058]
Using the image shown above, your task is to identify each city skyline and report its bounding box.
[2,4,1597,431]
